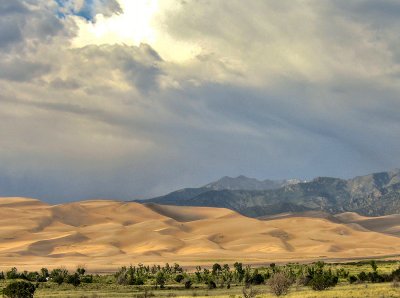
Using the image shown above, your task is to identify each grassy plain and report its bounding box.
[5,282,399,298]
[1,261,399,297]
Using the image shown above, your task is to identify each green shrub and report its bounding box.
[207,280,216,289]
[309,271,338,291]
[6,267,19,279]
[251,273,265,285]
[348,275,357,284]
[184,279,192,289]
[175,274,184,283]
[358,271,368,282]
[77,267,86,275]
[66,273,81,287]
[392,267,400,280]
[81,274,93,283]
[155,271,166,289]
[50,268,68,285]
[3,281,36,298]
[40,268,49,279]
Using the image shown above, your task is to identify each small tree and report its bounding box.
[40,267,49,279]
[3,281,36,298]
[268,272,293,296]
[195,266,202,283]
[77,267,86,276]
[370,260,378,273]
[6,267,19,279]
[212,263,222,275]
[155,271,166,289]
[234,262,245,282]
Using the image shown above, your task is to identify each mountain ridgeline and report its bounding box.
[140,170,400,217]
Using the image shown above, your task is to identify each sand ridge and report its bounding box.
[0,197,399,271]
[335,212,400,237]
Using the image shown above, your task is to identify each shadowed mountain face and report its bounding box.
[141,169,400,217]
[203,175,302,191]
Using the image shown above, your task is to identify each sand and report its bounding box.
[0,197,399,272]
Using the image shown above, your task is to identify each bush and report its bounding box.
[207,280,216,289]
[268,272,293,296]
[348,275,358,284]
[50,268,68,285]
[184,279,192,289]
[309,271,338,291]
[367,271,384,283]
[0,271,5,280]
[393,277,400,288]
[242,285,259,298]
[358,271,368,282]
[392,267,400,279]
[6,267,20,279]
[3,281,36,298]
[175,274,184,283]
[66,273,81,287]
[25,271,41,282]
[81,274,93,283]
[251,273,265,285]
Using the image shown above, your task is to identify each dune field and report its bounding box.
[0,197,399,272]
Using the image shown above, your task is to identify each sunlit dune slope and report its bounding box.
[0,197,399,271]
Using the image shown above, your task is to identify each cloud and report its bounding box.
[0,0,400,202]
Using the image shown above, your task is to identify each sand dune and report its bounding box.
[0,197,399,271]
[335,212,400,237]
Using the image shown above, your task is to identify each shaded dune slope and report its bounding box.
[334,212,400,237]
[0,197,399,271]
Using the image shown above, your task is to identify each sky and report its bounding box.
[1,0,400,202]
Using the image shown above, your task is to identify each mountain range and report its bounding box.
[140,169,400,217]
